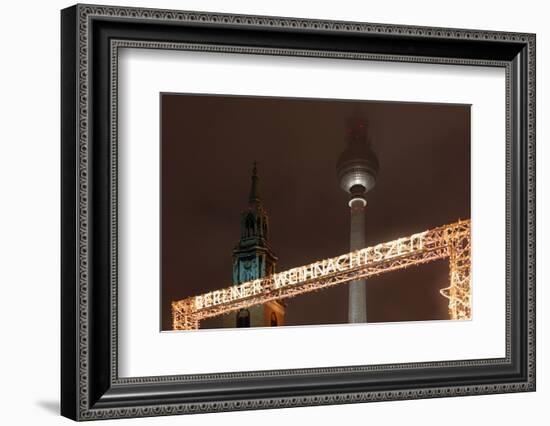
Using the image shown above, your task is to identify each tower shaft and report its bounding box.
[348,199,367,323]
[336,115,378,324]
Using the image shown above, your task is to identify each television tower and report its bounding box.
[336,116,379,323]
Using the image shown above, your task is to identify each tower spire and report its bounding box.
[346,116,369,145]
[228,161,284,329]
[248,161,261,204]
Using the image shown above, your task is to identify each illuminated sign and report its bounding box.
[272,232,427,291]
[194,279,264,310]
[193,231,427,311]
[172,220,471,330]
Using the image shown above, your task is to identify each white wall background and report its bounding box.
[0,0,547,424]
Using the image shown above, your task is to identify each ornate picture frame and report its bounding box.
[61,4,535,420]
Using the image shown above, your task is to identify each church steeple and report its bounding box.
[225,162,285,328]
[239,162,270,243]
[233,163,276,284]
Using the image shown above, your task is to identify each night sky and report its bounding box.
[161,94,470,331]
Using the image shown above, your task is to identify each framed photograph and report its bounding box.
[61,4,536,421]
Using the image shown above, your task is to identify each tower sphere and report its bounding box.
[336,120,379,195]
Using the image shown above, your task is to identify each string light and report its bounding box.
[172,219,471,330]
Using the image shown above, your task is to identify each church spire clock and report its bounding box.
[224,162,285,328]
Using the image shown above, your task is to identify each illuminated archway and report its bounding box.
[172,219,471,330]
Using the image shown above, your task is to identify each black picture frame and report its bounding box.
[61,4,536,421]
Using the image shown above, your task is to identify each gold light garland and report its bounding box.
[172,219,471,330]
